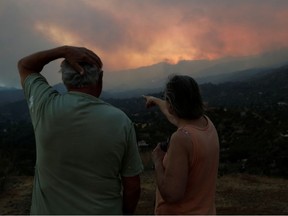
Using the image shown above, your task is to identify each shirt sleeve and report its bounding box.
[121,123,144,177]
[23,73,59,128]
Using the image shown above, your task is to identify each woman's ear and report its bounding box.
[166,102,178,126]
[167,102,175,115]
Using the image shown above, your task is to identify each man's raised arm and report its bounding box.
[18,46,102,86]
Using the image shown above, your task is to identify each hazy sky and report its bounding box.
[1,0,288,88]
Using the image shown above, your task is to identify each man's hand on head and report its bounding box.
[18,46,103,86]
[63,46,103,75]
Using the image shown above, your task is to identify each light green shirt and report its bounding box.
[23,74,143,214]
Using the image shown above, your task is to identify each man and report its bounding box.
[18,46,143,214]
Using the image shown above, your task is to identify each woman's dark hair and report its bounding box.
[164,75,204,120]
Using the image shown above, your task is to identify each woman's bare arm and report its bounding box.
[143,95,177,126]
[152,131,190,203]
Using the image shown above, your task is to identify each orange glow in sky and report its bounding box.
[28,1,288,72]
[1,0,288,89]
[34,22,200,70]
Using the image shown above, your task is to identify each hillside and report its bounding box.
[1,64,287,122]
[0,89,24,107]
[0,62,287,214]
[103,48,288,91]
[201,64,288,108]
[0,65,287,178]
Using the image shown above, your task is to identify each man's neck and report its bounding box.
[68,86,101,98]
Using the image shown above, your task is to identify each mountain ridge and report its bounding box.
[1,64,287,122]
[103,48,288,91]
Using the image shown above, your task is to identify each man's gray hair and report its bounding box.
[60,60,103,88]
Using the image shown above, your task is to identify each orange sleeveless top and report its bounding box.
[155,116,219,215]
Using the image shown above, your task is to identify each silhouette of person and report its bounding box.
[18,46,143,214]
[144,75,219,214]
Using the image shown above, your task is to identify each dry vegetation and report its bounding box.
[1,172,288,215]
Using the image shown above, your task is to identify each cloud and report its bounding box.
[1,0,288,88]
[0,1,55,87]
[172,1,288,58]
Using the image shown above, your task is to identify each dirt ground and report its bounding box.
[0,176,33,215]
[1,172,288,215]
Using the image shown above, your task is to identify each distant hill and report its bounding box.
[0,100,29,122]
[104,48,288,91]
[196,67,272,84]
[1,65,287,179]
[0,63,287,121]
[102,87,163,99]
[104,63,288,99]
[0,88,24,106]
[200,65,288,108]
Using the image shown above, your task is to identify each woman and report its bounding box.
[144,75,219,215]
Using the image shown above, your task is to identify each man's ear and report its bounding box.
[95,71,103,97]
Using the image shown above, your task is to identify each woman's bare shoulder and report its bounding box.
[169,129,192,150]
